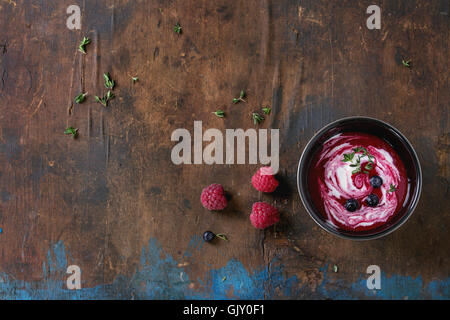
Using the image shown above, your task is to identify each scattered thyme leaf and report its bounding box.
[78,37,91,54]
[74,92,87,104]
[402,59,411,68]
[212,110,225,118]
[94,95,104,105]
[132,76,139,83]
[216,234,228,241]
[342,152,355,162]
[233,90,246,104]
[106,90,114,100]
[222,276,227,282]
[94,91,114,107]
[262,107,271,115]
[174,22,182,34]
[252,112,264,125]
[64,126,78,139]
[389,184,398,192]
[103,73,115,90]
[333,265,338,273]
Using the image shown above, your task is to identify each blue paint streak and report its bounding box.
[316,263,450,300]
[0,240,448,300]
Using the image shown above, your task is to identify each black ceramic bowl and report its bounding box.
[297,116,422,240]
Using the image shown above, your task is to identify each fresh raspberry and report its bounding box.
[251,167,279,193]
[200,184,227,211]
[250,202,279,229]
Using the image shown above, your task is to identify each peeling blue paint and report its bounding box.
[0,239,448,300]
[316,264,450,300]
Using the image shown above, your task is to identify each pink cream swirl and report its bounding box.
[318,134,401,229]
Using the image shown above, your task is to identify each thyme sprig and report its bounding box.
[233,90,246,104]
[74,92,87,104]
[94,90,114,107]
[64,126,78,139]
[388,184,398,192]
[252,112,264,125]
[103,73,115,90]
[78,37,90,54]
[262,107,271,115]
[342,146,375,175]
[174,22,182,34]
[402,59,411,67]
[212,110,225,118]
[216,234,228,241]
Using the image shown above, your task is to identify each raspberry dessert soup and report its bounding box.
[308,132,407,232]
[297,117,422,240]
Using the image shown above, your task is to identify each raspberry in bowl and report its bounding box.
[297,117,422,240]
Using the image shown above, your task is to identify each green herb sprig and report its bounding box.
[212,110,225,118]
[252,112,264,125]
[74,92,87,104]
[216,234,228,241]
[388,184,397,192]
[342,147,375,175]
[402,59,411,67]
[94,90,114,107]
[174,22,182,34]
[78,37,91,54]
[233,90,246,104]
[262,107,271,115]
[103,73,115,90]
[64,126,78,139]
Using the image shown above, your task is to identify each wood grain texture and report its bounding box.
[0,0,448,299]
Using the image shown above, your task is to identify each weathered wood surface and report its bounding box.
[0,0,448,299]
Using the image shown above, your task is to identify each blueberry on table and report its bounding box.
[365,194,379,207]
[203,231,216,242]
[370,175,383,188]
[344,199,359,212]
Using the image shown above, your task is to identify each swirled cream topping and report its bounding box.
[308,133,407,231]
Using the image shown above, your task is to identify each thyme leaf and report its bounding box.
[74,92,87,104]
[174,22,182,34]
[64,126,78,139]
[212,110,225,118]
[233,90,246,104]
[389,184,398,192]
[252,112,264,125]
[78,37,90,54]
[216,234,228,241]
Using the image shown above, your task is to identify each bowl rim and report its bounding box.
[296,116,422,241]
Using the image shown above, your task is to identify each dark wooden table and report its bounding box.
[0,0,448,299]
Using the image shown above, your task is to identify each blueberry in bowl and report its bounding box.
[365,194,379,207]
[370,175,383,188]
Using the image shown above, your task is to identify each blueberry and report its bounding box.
[365,194,379,207]
[370,175,383,188]
[203,231,216,242]
[344,199,359,212]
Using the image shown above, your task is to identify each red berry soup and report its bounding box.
[307,132,408,232]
